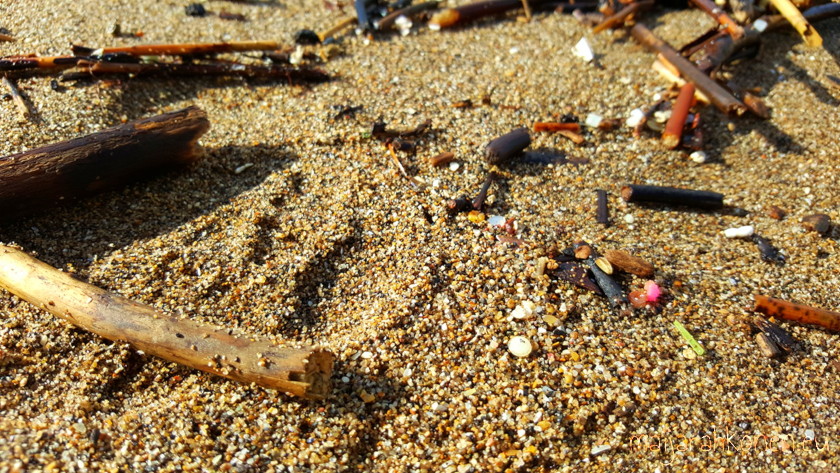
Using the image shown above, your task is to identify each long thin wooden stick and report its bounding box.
[0,245,334,399]
[0,106,209,221]
[630,23,747,116]
[72,40,282,57]
[689,0,744,39]
[754,294,840,332]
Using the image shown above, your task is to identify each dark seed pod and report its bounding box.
[801,213,831,236]
[294,29,322,45]
[485,128,531,165]
[185,3,207,17]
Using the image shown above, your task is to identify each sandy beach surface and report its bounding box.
[1,0,839,471]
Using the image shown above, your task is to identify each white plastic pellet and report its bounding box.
[572,37,594,63]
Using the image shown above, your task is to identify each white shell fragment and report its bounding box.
[572,37,594,63]
[753,19,768,33]
[507,336,533,357]
[689,151,707,163]
[395,16,412,36]
[488,215,506,227]
[626,108,645,128]
[723,225,755,238]
[511,301,536,319]
[591,444,611,456]
[585,113,603,128]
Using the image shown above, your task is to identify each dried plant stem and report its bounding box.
[0,245,334,399]
[2,76,33,121]
[630,23,746,115]
[319,16,357,41]
[661,82,695,149]
[79,40,282,57]
[767,0,822,47]
[754,295,840,332]
[592,0,653,34]
[689,0,744,39]
[0,32,16,42]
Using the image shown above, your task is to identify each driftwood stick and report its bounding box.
[630,23,747,115]
[0,32,16,42]
[0,106,209,221]
[2,76,33,121]
[0,245,334,399]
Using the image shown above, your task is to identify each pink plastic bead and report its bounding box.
[644,280,661,302]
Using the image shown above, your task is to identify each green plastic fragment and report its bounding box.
[673,320,706,356]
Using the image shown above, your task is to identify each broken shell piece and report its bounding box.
[594,257,613,275]
[572,37,594,63]
[723,225,754,238]
[507,336,533,357]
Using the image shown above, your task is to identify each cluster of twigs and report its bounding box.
[0,40,330,83]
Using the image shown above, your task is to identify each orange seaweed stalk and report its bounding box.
[754,295,840,332]
[661,82,695,149]
[533,122,581,133]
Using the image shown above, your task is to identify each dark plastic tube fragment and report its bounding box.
[620,184,724,209]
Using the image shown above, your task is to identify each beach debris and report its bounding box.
[573,240,593,260]
[1,76,33,121]
[630,23,747,116]
[801,213,831,236]
[603,249,655,277]
[554,262,603,295]
[689,150,707,163]
[485,127,531,165]
[1,40,330,84]
[376,1,441,32]
[294,29,322,45]
[0,106,210,221]
[673,320,706,356]
[429,151,456,167]
[446,173,496,214]
[185,3,208,16]
[767,205,787,220]
[644,280,660,303]
[755,332,783,358]
[754,295,840,332]
[751,316,799,354]
[587,256,627,309]
[386,142,426,187]
[507,336,533,357]
[592,0,653,33]
[0,31,15,42]
[593,257,613,275]
[768,0,822,46]
[511,301,536,319]
[752,234,785,265]
[0,245,334,400]
[572,37,594,63]
[620,184,724,209]
[533,121,581,133]
[723,225,754,239]
[661,82,695,149]
[472,172,496,211]
[595,189,609,226]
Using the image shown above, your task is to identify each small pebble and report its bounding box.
[801,214,831,235]
[507,336,533,357]
[723,225,754,238]
[623,214,635,224]
[185,3,207,16]
[689,151,707,163]
[767,205,787,220]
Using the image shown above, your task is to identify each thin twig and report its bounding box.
[630,23,747,115]
[2,76,33,121]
